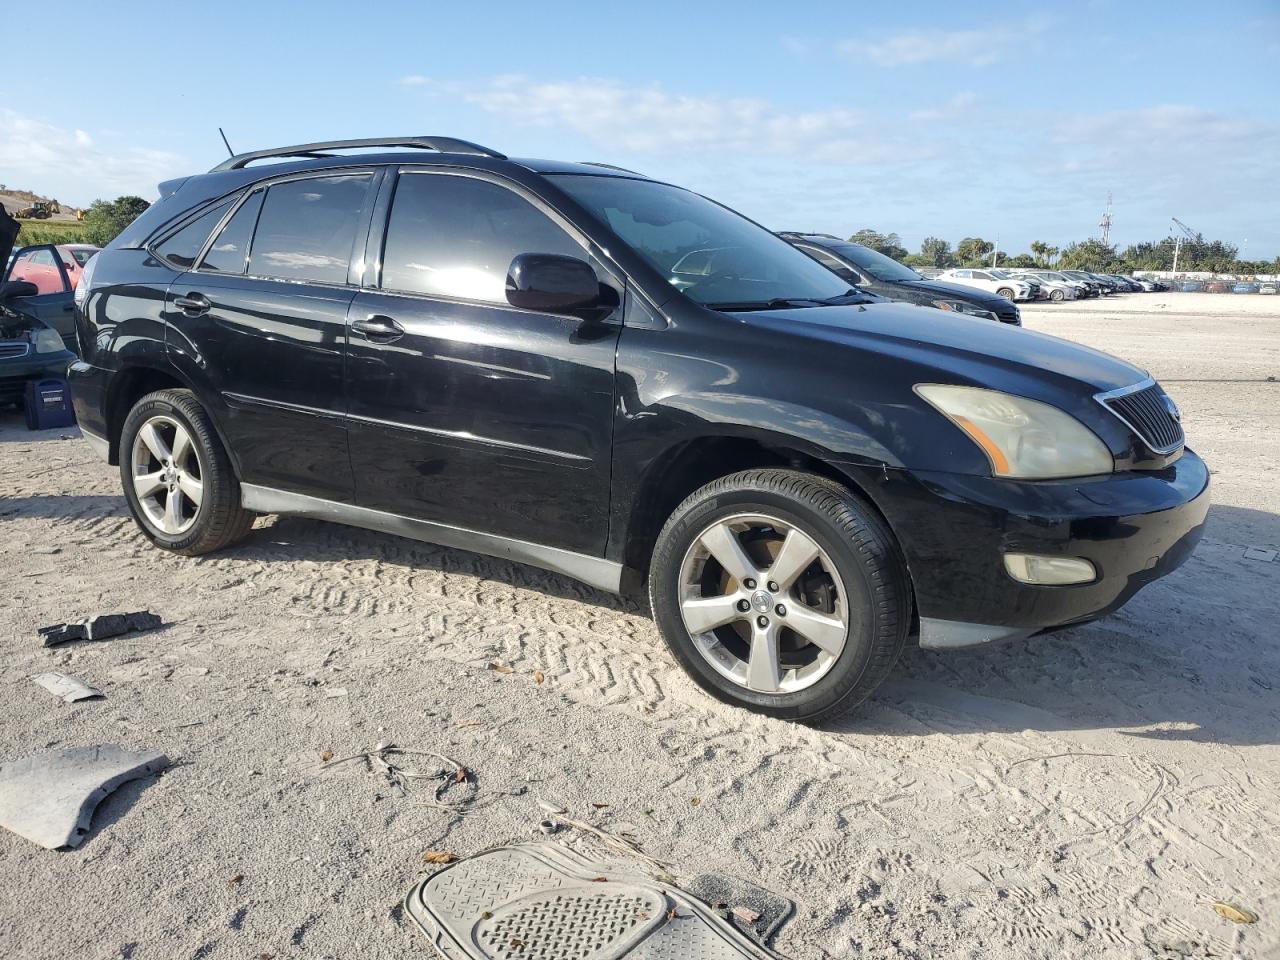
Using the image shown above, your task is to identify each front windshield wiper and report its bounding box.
[707,290,875,311]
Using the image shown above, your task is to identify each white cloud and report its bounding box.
[412,75,929,165]
[909,90,978,122]
[0,109,187,204]
[849,18,1048,67]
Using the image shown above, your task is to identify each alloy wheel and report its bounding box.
[130,415,203,535]
[677,513,849,694]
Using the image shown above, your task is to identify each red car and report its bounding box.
[6,243,100,295]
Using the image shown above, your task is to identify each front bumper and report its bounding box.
[863,450,1210,648]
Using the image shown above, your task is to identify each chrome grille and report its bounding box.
[1099,380,1184,454]
[0,342,31,360]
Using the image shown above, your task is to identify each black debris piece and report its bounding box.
[38,612,164,648]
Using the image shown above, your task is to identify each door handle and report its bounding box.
[352,314,405,342]
[173,293,211,316]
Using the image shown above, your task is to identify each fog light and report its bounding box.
[1003,553,1096,585]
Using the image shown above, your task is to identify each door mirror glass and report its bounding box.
[506,253,600,313]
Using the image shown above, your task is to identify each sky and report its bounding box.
[3,0,1278,257]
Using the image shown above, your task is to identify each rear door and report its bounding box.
[164,171,378,501]
[345,168,622,554]
[3,245,76,348]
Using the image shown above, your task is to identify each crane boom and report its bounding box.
[1170,217,1200,273]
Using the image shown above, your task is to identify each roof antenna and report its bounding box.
[218,127,235,157]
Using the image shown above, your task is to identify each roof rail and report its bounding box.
[580,161,644,176]
[209,136,506,172]
[777,231,842,240]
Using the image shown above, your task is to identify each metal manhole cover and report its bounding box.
[406,843,775,959]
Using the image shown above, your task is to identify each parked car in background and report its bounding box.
[780,233,1021,324]
[1009,271,1076,302]
[0,213,78,407]
[1016,270,1095,298]
[1205,281,1231,294]
[1259,282,1277,295]
[938,268,1034,301]
[1178,280,1205,292]
[0,243,99,351]
[1232,282,1259,294]
[1060,271,1112,295]
[68,135,1207,722]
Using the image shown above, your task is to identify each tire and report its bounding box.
[119,388,255,556]
[648,469,912,723]
[996,287,1015,300]
[1050,289,1065,302]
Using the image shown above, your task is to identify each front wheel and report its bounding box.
[648,469,912,723]
[120,388,256,556]
[996,287,1015,300]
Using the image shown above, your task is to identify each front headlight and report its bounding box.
[930,299,997,322]
[34,328,66,354]
[915,384,1114,479]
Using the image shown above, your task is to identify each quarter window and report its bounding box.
[154,199,234,269]
[199,191,263,274]
[248,175,372,284]
[381,173,583,303]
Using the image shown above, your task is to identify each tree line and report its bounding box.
[847,229,1279,276]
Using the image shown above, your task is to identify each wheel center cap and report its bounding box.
[750,590,773,614]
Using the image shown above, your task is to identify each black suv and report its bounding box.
[70,137,1209,722]
[780,232,1022,325]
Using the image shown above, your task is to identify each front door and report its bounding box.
[4,245,76,348]
[163,172,377,501]
[345,169,621,555]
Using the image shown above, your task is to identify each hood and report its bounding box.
[896,277,1009,307]
[735,300,1146,393]
[0,206,16,268]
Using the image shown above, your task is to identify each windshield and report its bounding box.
[825,242,922,282]
[69,248,98,266]
[551,175,852,307]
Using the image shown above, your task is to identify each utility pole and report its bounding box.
[1099,192,1113,246]
[991,235,999,267]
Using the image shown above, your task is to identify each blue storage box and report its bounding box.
[24,378,77,430]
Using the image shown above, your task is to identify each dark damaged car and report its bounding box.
[0,210,77,407]
[69,137,1208,722]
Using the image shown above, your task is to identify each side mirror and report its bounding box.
[0,280,39,300]
[506,253,600,314]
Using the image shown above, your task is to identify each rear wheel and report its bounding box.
[649,469,911,723]
[120,389,255,555]
[1050,288,1065,302]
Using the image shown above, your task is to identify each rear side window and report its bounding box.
[381,173,582,302]
[247,175,371,284]
[199,191,263,274]
[154,199,233,269]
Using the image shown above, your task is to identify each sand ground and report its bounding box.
[0,292,1276,959]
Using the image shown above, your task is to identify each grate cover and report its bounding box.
[406,843,776,959]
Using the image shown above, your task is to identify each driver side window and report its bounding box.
[7,247,68,295]
[381,172,585,303]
